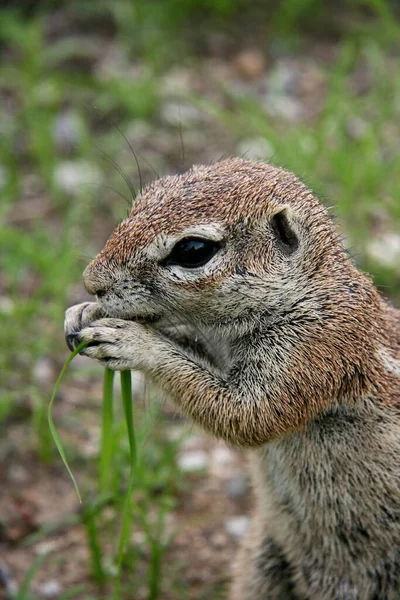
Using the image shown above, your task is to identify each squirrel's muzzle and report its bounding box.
[83,261,110,297]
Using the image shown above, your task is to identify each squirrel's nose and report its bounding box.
[83,263,107,297]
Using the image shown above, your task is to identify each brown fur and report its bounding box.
[66,158,400,599]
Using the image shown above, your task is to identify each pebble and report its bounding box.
[36,541,58,554]
[53,160,102,194]
[263,61,302,122]
[124,120,152,145]
[346,116,368,140]
[225,515,250,538]
[7,465,29,484]
[80,428,100,459]
[210,446,234,466]
[266,61,297,95]
[209,446,235,477]
[160,67,193,96]
[39,579,63,598]
[180,434,205,451]
[178,450,208,472]
[236,136,275,161]
[159,101,204,127]
[0,561,17,596]
[32,358,53,386]
[225,473,249,500]
[263,93,302,122]
[234,49,266,80]
[366,233,400,269]
[0,296,14,315]
[96,47,147,82]
[53,111,84,152]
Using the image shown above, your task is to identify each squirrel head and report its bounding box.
[83,158,347,336]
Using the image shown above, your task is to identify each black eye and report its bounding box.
[164,238,222,269]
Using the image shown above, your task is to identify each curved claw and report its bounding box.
[66,331,80,352]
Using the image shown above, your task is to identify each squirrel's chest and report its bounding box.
[252,436,332,534]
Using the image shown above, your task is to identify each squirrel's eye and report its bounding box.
[164,238,222,269]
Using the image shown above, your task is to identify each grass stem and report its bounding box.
[47,341,88,503]
[99,367,115,494]
[113,369,137,599]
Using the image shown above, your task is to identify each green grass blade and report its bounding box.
[47,341,88,503]
[120,370,137,467]
[16,551,49,600]
[83,506,106,586]
[99,367,115,494]
[58,585,88,599]
[113,369,137,600]
[136,501,168,600]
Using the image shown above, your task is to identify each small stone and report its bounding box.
[39,579,63,598]
[32,358,53,386]
[180,434,204,451]
[131,530,146,545]
[161,68,193,96]
[53,160,102,194]
[236,136,275,161]
[0,561,17,596]
[225,515,250,538]
[0,296,14,315]
[346,117,368,140]
[234,49,266,80]
[209,446,236,478]
[6,526,27,542]
[266,61,297,95]
[53,111,85,152]
[81,428,100,458]
[96,47,147,82]
[211,446,233,466]
[366,233,400,269]
[36,540,57,554]
[159,101,203,127]
[178,450,208,472]
[8,465,29,484]
[263,61,303,122]
[226,473,249,499]
[124,120,152,144]
[263,93,302,122]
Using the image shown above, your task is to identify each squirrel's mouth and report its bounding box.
[100,303,163,325]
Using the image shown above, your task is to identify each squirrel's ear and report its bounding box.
[270,206,299,255]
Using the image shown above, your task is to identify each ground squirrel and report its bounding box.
[65,158,400,599]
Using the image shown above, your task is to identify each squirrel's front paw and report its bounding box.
[64,301,103,351]
[75,318,157,371]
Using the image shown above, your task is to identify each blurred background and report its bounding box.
[1,1,399,598]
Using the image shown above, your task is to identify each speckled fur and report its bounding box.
[65,158,400,599]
